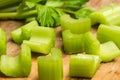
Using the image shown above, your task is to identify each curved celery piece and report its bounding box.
[90,4,120,26]
[60,14,91,34]
[70,54,101,78]
[62,30,84,54]
[11,20,38,44]
[37,48,63,80]
[97,24,120,48]
[23,27,56,54]
[99,41,120,62]
[75,7,95,19]
[84,31,100,55]
[0,44,32,77]
[0,28,7,55]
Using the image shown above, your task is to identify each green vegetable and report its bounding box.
[75,7,95,19]
[70,54,101,78]
[90,4,120,26]
[84,31,100,55]
[0,0,89,27]
[0,44,32,77]
[0,28,7,55]
[36,4,63,27]
[60,14,91,34]
[11,20,38,44]
[37,48,63,80]
[99,41,120,62]
[97,24,120,49]
[23,27,56,54]
[62,30,84,54]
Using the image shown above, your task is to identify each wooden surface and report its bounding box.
[0,0,120,80]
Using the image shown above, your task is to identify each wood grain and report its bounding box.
[0,0,120,80]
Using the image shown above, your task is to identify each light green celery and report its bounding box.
[11,20,38,44]
[97,24,120,48]
[90,4,120,26]
[37,48,63,80]
[84,31,100,55]
[0,28,7,55]
[62,30,84,54]
[99,41,120,62]
[0,44,32,77]
[70,54,101,78]
[60,14,91,34]
[23,27,56,54]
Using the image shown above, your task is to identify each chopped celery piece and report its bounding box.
[90,4,120,26]
[97,24,120,48]
[11,20,38,44]
[70,54,101,78]
[0,28,7,55]
[0,44,32,77]
[37,48,63,80]
[62,30,84,54]
[99,41,120,62]
[75,7,95,19]
[84,31,100,55]
[60,14,91,34]
[23,27,56,54]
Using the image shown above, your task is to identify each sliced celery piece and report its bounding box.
[11,20,38,44]
[62,30,84,54]
[0,44,32,77]
[84,31,100,55]
[60,14,91,34]
[90,4,120,26]
[0,28,7,55]
[37,48,63,80]
[99,41,120,62]
[70,54,101,78]
[23,27,56,54]
[97,24,120,48]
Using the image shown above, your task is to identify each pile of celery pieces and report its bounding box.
[0,3,120,80]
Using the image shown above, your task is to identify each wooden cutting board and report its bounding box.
[0,0,120,80]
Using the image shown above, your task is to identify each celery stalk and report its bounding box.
[23,27,56,54]
[70,54,101,78]
[97,24,120,48]
[99,41,120,62]
[84,31,100,55]
[0,28,7,55]
[0,0,21,9]
[90,4,120,26]
[11,20,38,44]
[60,14,91,34]
[0,44,32,77]
[62,30,84,54]
[37,48,63,80]
[0,10,37,19]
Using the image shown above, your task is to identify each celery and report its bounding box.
[70,54,101,78]
[0,0,21,9]
[11,20,38,44]
[0,28,7,55]
[60,14,91,34]
[23,27,56,54]
[62,30,84,54]
[0,10,37,19]
[84,31,100,55]
[99,41,120,62]
[90,4,120,26]
[97,24,120,48]
[0,44,32,77]
[37,48,63,80]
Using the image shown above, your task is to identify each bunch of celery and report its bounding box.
[0,0,89,27]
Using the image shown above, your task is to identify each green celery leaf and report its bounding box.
[36,4,63,27]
